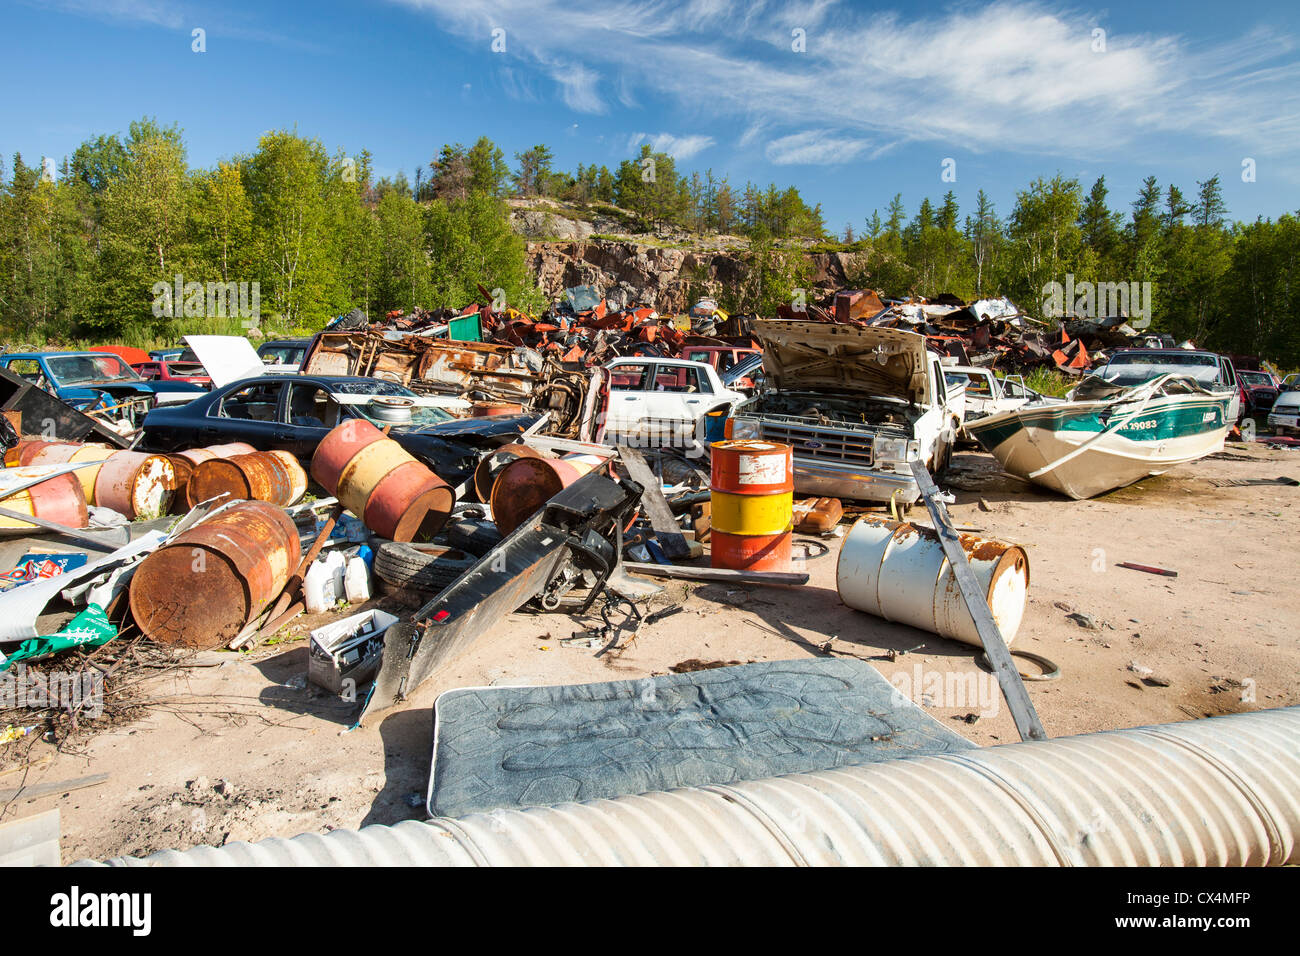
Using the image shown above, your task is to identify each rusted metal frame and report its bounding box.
[910,459,1046,742]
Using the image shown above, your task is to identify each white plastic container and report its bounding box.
[344,555,371,604]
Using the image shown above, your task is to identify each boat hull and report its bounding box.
[967,392,1231,499]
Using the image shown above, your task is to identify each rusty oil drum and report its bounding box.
[129,500,301,649]
[471,442,543,503]
[188,452,292,506]
[709,440,794,573]
[177,442,259,507]
[93,451,176,519]
[28,442,116,501]
[490,453,606,536]
[312,419,454,541]
[8,440,70,467]
[469,401,524,418]
[836,514,1030,648]
[0,467,88,532]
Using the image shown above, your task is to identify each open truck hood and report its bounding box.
[752,320,930,403]
[182,335,265,388]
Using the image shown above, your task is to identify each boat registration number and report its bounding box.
[1120,418,1158,431]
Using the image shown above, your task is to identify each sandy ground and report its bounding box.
[2,442,1297,863]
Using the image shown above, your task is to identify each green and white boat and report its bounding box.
[966,373,1233,499]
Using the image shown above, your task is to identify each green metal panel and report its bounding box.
[449,313,482,342]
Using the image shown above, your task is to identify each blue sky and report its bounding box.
[3,0,1298,231]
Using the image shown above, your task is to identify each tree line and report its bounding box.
[1,119,1296,367]
[854,177,1299,367]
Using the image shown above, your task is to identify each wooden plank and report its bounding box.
[616,448,693,559]
[909,460,1047,742]
[623,562,808,586]
[0,772,109,803]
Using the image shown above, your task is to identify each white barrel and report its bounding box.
[836,515,1029,647]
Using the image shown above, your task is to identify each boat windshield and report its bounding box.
[1097,353,1220,388]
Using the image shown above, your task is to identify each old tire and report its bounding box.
[447,519,503,557]
[372,541,477,593]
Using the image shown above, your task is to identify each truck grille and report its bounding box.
[758,421,874,466]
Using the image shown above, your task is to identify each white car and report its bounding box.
[1268,387,1300,434]
[945,365,1064,439]
[601,357,745,453]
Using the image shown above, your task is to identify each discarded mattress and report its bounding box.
[427,657,975,818]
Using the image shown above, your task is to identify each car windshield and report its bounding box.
[1238,371,1270,386]
[46,354,141,385]
[331,380,455,427]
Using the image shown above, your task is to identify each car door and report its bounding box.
[1218,357,1242,422]
[281,381,343,458]
[649,363,710,443]
[606,361,654,441]
[204,380,288,449]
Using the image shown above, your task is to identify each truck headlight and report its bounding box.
[873,436,908,462]
[726,417,760,440]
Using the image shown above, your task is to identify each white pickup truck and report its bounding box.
[725,321,965,506]
[601,356,746,453]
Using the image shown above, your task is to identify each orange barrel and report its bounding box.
[129,500,301,649]
[472,443,543,503]
[490,453,606,536]
[470,401,524,418]
[29,443,116,501]
[312,420,454,541]
[187,452,291,506]
[710,440,794,572]
[0,466,88,532]
[267,451,307,505]
[162,454,195,513]
[204,442,257,458]
[9,440,72,467]
[93,451,176,519]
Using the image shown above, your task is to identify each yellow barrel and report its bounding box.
[710,440,794,572]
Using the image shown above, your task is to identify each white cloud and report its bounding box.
[390,0,1300,157]
[630,131,716,159]
[765,130,871,165]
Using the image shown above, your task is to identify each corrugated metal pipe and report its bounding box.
[81,707,1299,866]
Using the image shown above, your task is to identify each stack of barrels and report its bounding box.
[709,440,794,572]
[311,419,454,541]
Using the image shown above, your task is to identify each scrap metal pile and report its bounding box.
[777,289,1159,375]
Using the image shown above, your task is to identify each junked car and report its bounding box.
[141,374,539,488]
[1268,383,1300,434]
[725,322,965,506]
[132,358,212,387]
[945,365,1063,440]
[602,357,745,452]
[1237,368,1281,414]
[0,350,207,426]
[1078,348,1243,423]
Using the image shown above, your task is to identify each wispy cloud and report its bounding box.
[389,0,1300,161]
[630,132,715,160]
[765,130,871,165]
[33,0,325,52]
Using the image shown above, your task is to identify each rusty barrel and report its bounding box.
[836,515,1030,648]
[188,452,292,506]
[177,442,259,507]
[267,451,307,505]
[9,440,72,467]
[472,443,543,503]
[490,453,605,536]
[312,419,454,541]
[0,466,88,532]
[129,500,301,649]
[93,451,175,519]
[710,440,793,572]
[470,401,524,418]
[28,442,116,501]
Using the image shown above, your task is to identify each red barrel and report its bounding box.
[710,440,794,572]
[0,468,88,532]
[472,443,543,503]
[129,500,301,649]
[311,419,454,541]
[490,453,606,536]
